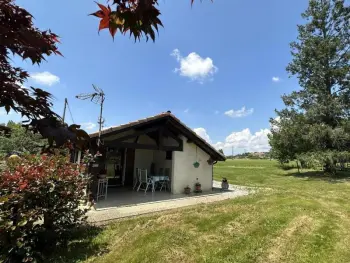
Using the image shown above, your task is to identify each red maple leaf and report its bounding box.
[90,2,112,33]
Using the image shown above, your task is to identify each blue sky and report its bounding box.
[1,0,308,154]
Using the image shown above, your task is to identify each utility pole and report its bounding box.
[231,146,234,159]
[62,98,68,123]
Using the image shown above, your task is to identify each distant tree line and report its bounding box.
[218,150,272,160]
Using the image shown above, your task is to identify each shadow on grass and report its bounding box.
[287,169,350,183]
[47,225,108,263]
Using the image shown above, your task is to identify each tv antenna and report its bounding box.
[76,84,105,146]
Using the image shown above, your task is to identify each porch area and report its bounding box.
[88,182,251,223]
[87,112,226,208]
[94,187,190,210]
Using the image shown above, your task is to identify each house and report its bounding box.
[89,111,225,195]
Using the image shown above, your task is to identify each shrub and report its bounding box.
[0,154,89,262]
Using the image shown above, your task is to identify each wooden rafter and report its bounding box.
[104,141,182,151]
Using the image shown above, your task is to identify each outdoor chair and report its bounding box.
[133,168,140,190]
[165,168,171,191]
[137,169,153,193]
[159,168,171,192]
[97,178,108,201]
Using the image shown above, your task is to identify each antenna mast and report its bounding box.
[62,98,68,123]
[76,84,105,147]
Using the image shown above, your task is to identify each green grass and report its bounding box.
[50,159,350,263]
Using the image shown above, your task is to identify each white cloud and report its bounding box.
[214,128,271,152]
[272,76,281,82]
[224,107,254,118]
[30,71,60,86]
[193,127,211,143]
[184,109,189,113]
[193,126,271,153]
[81,122,97,130]
[171,49,218,83]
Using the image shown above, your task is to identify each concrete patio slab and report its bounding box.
[87,181,252,223]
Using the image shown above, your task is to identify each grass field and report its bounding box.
[51,160,350,263]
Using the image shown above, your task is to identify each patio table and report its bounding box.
[151,175,169,192]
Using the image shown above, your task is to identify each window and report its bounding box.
[166,151,172,160]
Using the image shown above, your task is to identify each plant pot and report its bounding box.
[184,187,191,194]
[98,174,107,179]
[195,185,201,191]
[221,182,229,190]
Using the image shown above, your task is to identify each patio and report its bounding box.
[95,187,176,210]
[88,182,252,224]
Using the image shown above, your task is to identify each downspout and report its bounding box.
[212,160,217,190]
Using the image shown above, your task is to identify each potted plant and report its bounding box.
[194,178,202,193]
[184,185,191,194]
[221,178,229,190]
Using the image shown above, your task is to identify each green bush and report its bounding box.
[0,154,89,262]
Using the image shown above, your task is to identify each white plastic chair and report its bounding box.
[133,168,140,190]
[137,169,153,193]
[159,168,171,192]
[97,178,108,201]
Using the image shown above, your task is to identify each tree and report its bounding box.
[269,0,350,173]
[0,121,46,155]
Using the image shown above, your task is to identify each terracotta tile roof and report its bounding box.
[89,111,225,161]
[89,112,170,138]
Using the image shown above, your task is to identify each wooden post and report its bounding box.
[77,150,82,164]
[122,148,127,186]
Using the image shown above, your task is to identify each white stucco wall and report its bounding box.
[172,136,213,194]
[133,135,155,178]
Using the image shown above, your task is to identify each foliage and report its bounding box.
[0,0,61,119]
[0,154,89,263]
[0,121,46,155]
[270,0,350,173]
[0,0,92,152]
[296,150,350,174]
[218,149,224,155]
[91,0,210,41]
[24,119,91,151]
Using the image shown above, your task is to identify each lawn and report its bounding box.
[51,160,350,263]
